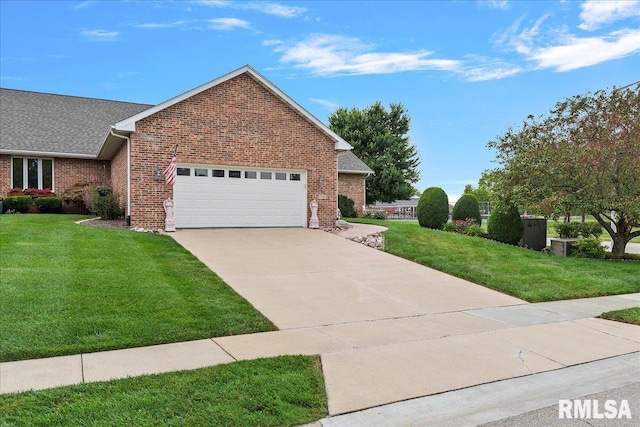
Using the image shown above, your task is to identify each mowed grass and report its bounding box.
[601,307,640,326]
[0,215,276,362]
[351,219,640,302]
[0,355,327,427]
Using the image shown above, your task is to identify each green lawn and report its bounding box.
[351,219,640,302]
[601,307,640,326]
[0,355,327,427]
[0,215,276,362]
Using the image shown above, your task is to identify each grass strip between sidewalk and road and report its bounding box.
[0,355,327,427]
[601,307,640,326]
[350,219,640,302]
[0,215,276,362]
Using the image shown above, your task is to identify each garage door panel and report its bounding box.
[174,166,306,228]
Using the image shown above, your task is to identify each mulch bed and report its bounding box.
[81,218,131,230]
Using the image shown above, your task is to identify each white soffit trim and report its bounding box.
[112,65,353,151]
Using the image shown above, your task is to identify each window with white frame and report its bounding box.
[11,157,54,189]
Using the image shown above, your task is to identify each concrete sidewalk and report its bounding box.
[1,228,638,426]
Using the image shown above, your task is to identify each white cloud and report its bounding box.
[579,0,640,31]
[72,1,95,11]
[478,0,510,11]
[309,97,340,112]
[242,2,306,18]
[462,64,523,81]
[80,29,120,41]
[494,14,550,55]
[272,34,461,76]
[137,20,189,29]
[529,28,640,71]
[207,17,251,30]
[193,1,305,18]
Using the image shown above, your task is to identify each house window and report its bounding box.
[245,171,257,179]
[275,172,286,181]
[212,169,225,178]
[195,168,208,177]
[177,168,191,176]
[260,172,272,180]
[290,173,301,181]
[229,170,241,178]
[12,157,53,189]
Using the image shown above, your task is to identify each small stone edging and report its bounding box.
[348,233,385,250]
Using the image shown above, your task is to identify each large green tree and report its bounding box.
[329,102,421,204]
[488,85,640,256]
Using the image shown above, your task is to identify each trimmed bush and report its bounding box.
[554,222,603,239]
[90,187,123,220]
[571,238,607,259]
[417,187,449,229]
[338,194,357,218]
[3,196,33,213]
[35,197,63,213]
[452,194,481,225]
[363,210,387,220]
[488,204,524,245]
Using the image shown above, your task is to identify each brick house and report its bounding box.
[0,65,371,229]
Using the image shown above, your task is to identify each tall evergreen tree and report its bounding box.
[329,102,421,204]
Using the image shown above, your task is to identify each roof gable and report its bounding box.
[113,65,352,151]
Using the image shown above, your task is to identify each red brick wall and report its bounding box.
[0,154,109,196]
[0,155,10,193]
[110,142,128,213]
[338,173,366,217]
[128,73,338,229]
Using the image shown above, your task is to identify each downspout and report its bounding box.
[110,129,131,226]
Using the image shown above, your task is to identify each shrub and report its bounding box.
[488,204,524,245]
[417,187,449,229]
[443,222,458,232]
[554,222,604,239]
[363,210,387,220]
[22,188,55,197]
[452,194,481,225]
[464,224,486,238]
[571,238,607,259]
[89,187,123,220]
[35,197,63,213]
[338,194,357,218]
[3,196,33,213]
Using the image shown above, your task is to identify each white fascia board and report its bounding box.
[112,65,353,151]
[0,149,96,159]
[338,169,373,175]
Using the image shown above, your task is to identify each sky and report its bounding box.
[1,0,639,202]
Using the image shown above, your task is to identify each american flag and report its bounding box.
[162,152,177,186]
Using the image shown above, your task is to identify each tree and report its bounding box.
[488,85,640,256]
[329,102,421,204]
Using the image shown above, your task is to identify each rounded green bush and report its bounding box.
[338,194,357,218]
[3,196,33,213]
[417,187,449,229]
[452,194,481,225]
[488,204,524,245]
[35,197,63,213]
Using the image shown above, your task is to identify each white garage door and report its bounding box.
[174,165,307,228]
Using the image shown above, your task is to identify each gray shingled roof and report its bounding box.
[0,88,151,157]
[338,151,373,174]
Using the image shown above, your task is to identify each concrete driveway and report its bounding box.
[171,228,640,417]
[171,228,524,329]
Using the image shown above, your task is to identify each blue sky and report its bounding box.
[1,1,639,201]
